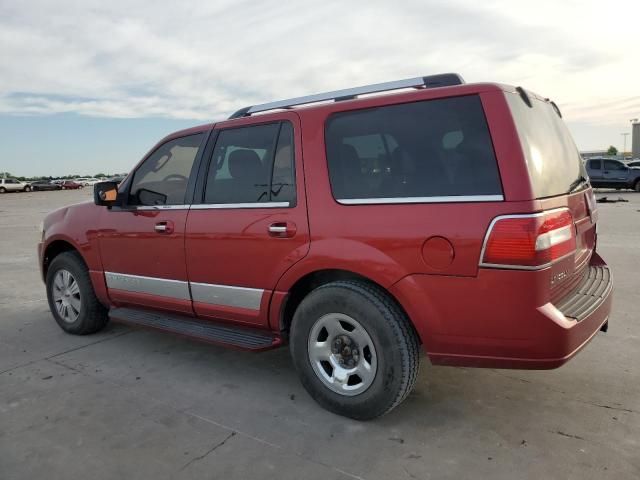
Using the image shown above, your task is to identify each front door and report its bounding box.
[98,132,207,314]
[185,114,310,327]
[602,159,628,187]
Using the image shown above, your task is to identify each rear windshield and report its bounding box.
[325,95,503,202]
[506,92,586,198]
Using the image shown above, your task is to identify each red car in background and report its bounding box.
[60,180,83,190]
[37,73,612,419]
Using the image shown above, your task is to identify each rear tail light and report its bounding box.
[480,208,576,269]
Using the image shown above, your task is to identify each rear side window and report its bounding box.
[325,95,502,202]
[588,160,601,170]
[506,92,586,198]
[204,122,295,205]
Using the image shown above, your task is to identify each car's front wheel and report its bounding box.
[46,251,109,335]
[290,280,420,420]
[24,185,31,192]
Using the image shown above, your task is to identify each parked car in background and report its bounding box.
[107,176,126,185]
[0,178,31,193]
[60,180,84,190]
[626,160,640,168]
[585,158,640,191]
[76,177,101,186]
[31,181,63,191]
[39,74,612,419]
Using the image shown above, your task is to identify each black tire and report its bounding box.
[290,280,420,420]
[46,251,109,335]
[634,180,640,192]
[24,185,31,192]
[0,187,6,193]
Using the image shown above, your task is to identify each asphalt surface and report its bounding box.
[1,188,638,480]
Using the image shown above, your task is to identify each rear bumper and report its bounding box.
[390,252,612,369]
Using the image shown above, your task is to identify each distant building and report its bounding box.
[633,122,640,159]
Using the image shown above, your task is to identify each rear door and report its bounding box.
[505,92,597,299]
[4,179,21,191]
[98,132,207,314]
[586,159,604,185]
[185,113,309,327]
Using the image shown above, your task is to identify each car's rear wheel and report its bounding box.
[290,280,420,420]
[634,180,640,192]
[46,251,109,335]
[24,185,31,192]
[0,187,6,193]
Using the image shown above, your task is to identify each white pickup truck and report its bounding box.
[0,178,32,193]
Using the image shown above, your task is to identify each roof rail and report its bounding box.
[228,73,465,119]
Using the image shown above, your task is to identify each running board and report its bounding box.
[109,307,281,351]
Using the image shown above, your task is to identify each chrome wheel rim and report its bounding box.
[307,313,377,396]
[52,269,81,323]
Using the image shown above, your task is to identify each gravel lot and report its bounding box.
[1,188,638,480]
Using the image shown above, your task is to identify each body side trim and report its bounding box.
[105,272,190,300]
[190,282,264,310]
[104,272,264,311]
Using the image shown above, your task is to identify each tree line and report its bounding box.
[0,172,127,181]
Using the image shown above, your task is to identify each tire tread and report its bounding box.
[294,279,420,419]
[46,251,109,335]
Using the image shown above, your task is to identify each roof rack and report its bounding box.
[228,73,465,119]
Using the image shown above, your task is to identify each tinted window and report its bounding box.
[588,160,601,170]
[506,93,586,198]
[204,122,295,204]
[130,133,203,206]
[604,160,625,171]
[325,95,502,201]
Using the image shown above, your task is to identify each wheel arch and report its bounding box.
[277,268,419,343]
[42,239,86,279]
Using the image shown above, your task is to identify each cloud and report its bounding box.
[0,0,638,128]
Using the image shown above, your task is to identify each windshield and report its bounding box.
[506,92,586,198]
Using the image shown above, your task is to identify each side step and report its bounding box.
[109,307,282,351]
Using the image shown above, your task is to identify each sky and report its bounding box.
[1,0,639,177]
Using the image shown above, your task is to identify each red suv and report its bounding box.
[38,74,612,419]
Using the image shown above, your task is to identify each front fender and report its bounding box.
[41,202,103,272]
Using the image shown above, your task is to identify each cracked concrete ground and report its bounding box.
[1,188,638,479]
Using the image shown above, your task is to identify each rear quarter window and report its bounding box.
[324,95,503,202]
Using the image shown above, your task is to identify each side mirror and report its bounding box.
[94,181,119,207]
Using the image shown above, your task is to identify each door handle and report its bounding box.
[154,221,174,234]
[268,222,296,238]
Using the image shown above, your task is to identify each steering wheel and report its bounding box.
[163,174,188,182]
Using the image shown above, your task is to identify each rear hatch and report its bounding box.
[505,91,597,301]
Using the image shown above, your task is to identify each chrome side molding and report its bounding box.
[337,195,504,205]
[190,282,263,310]
[105,272,191,300]
[104,272,264,311]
